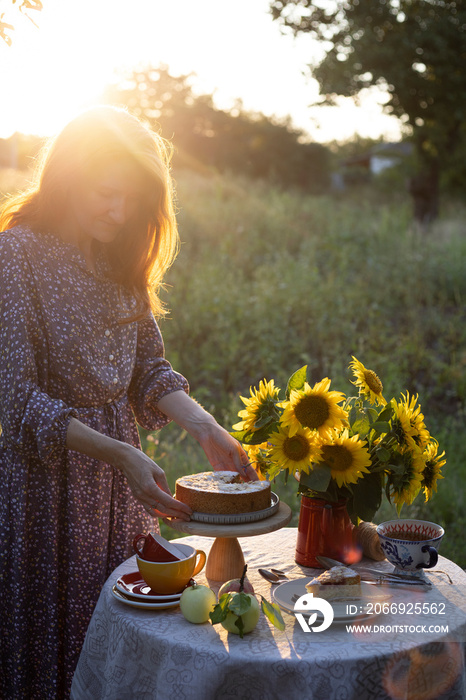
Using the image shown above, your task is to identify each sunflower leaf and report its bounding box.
[348,405,371,436]
[387,462,406,475]
[351,470,383,521]
[375,446,391,462]
[299,464,332,492]
[351,413,371,436]
[229,429,251,441]
[230,425,276,445]
[254,414,275,430]
[286,366,307,399]
[366,408,379,424]
[370,421,391,435]
[348,405,359,427]
[377,404,394,422]
[345,497,361,526]
[385,479,392,503]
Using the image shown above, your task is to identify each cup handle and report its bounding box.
[132,533,146,556]
[192,549,206,576]
[416,545,438,569]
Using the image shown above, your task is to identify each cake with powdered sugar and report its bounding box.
[175,471,271,515]
[305,566,361,600]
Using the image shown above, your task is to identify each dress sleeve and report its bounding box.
[0,235,77,465]
[127,313,189,431]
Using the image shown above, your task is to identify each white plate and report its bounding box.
[115,572,184,601]
[111,586,181,610]
[272,578,389,623]
[190,492,280,524]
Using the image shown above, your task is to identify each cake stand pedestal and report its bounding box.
[167,502,292,583]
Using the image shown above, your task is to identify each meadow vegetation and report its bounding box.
[154,169,466,563]
[1,166,465,563]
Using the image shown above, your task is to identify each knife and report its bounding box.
[316,555,432,586]
[362,576,430,588]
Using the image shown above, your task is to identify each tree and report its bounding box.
[1,0,42,45]
[270,0,466,223]
[104,66,331,191]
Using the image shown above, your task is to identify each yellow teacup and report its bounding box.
[136,543,206,595]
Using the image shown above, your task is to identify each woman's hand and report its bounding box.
[66,417,192,520]
[198,423,258,482]
[118,445,193,520]
[157,391,258,482]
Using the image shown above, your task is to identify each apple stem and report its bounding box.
[239,564,248,592]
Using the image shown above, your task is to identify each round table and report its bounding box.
[71,528,466,700]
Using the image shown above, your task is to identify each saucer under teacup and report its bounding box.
[115,571,189,601]
[111,585,182,610]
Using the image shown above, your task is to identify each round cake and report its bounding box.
[175,471,271,515]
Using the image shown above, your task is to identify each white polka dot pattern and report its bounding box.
[0,225,189,698]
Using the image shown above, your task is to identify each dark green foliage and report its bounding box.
[270,0,466,222]
[104,66,330,192]
[2,160,463,561]
[162,172,466,414]
[152,171,465,562]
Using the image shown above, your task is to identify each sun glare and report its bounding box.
[0,0,402,143]
[1,1,137,136]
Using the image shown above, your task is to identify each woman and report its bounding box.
[0,106,256,699]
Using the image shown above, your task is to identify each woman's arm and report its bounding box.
[66,417,192,520]
[127,313,189,432]
[157,391,258,481]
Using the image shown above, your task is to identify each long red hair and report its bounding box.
[0,106,179,321]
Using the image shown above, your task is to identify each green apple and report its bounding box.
[220,593,260,635]
[180,583,217,624]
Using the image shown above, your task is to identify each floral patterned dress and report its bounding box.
[0,226,189,699]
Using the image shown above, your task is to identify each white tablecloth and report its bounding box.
[71,528,466,700]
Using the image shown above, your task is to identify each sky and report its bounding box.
[0,0,403,143]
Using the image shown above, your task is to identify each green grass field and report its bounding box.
[2,167,465,564]
[153,170,466,565]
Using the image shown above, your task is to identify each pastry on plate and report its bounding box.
[305,566,361,600]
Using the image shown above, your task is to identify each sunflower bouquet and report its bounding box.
[230,358,445,524]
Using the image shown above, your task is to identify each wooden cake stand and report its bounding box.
[167,501,292,583]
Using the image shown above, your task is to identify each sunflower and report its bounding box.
[268,424,320,478]
[402,392,430,450]
[390,399,416,449]
[391,393,430,451]
[232,379,280,432]
[421,439,446,501]
[279,378,347,439]
[314,429,372,488]
[243,442,270,481]
[349,356,386,406]
[389,446,425,510]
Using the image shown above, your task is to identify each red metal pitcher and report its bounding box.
[295,496,355,568]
